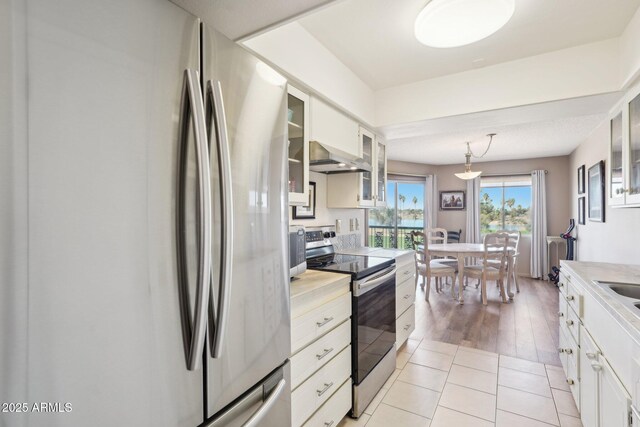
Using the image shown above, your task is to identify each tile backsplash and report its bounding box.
[330,233,362,250]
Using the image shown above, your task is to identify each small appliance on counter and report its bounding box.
[305,228,397,418]
[289,225,307,278]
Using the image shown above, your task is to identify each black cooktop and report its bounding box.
[306,253,394,280]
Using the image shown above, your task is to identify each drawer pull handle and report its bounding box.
[565,348,573,355]
[558,312,564,317]
[591,363,603,372]
[403,324,411,330]
[404,270,411,275]
[566,320,574,326]
[586,352,598,360]
[316,317,334,328]
[559,283,564,287]
[316,348,334,360]
[558,348,565,354]
[403,294,411,299]
[316,382,334,397]
[567,295,575,301]
[324,421,334,427]
[566,379,575,385]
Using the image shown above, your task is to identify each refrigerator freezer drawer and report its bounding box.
[302,378,351,427]
[292,292,351,354]
[291,319,351,390]
[292,345,351,427]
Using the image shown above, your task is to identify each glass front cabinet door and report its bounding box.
[359,126,376,208]
[626,91,640,205]
[376,139,387,207]
[287,86,310,206]
[609,110,625,206]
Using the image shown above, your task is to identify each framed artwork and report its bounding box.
[577,164,585,194]
[578,196,585,225]
[439,190,465,210]
[293,181,316,219]
[588,161,605,222]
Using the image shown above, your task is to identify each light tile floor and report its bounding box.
[337,339,583,427]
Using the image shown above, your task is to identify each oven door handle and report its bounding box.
[355,266,397,296]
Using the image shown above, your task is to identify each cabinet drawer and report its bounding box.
[291,320,351,390]
[564,305,580,345]
[567,351,581,412]
[292,346,351,427]
[292,292,351,354]
[558,271,569,297]
[301,379,351,427]
[396,261,416,284]
[396,278,415,317]
[396,304,415,349]
[559,326,578,377]
[566,280,584,318]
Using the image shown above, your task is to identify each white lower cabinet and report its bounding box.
[290,272,353,427]
[560,264,635,427]
[394,254,416,349]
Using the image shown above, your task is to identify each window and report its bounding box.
[480,175,532,234]
[367,177,425,249]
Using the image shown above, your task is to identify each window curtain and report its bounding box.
[530,170,548,279]
[465,177,481,243]
[425,175,437,230]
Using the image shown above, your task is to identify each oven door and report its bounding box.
[352,266,397,385]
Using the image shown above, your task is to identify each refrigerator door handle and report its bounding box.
[177,69,212,371]
[243,379,286,427]
[207,80,234,359]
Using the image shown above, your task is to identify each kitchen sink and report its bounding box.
[599,282,640,299]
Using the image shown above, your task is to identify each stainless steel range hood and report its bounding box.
[309,141,371,174]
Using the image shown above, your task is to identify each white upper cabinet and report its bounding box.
[309,96,359,157]
[288,85,310,206]
[327,127,387,209]
[608,82,640,207]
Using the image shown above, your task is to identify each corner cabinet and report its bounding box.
[288,86,310,206]
[326,127,387,209]
[608,82,640,207]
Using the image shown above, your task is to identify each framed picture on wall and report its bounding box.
[577,164,585,194]
[293,181,316,219]
[578,196,585,225]
[439,190,465,210]
[587,161,605,222]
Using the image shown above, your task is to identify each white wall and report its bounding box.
[243,22,376,125]
[569,120,640,265]
[620,5,640,88]
[290,171,366,244]
[375,39,621,126]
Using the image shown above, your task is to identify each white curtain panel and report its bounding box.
[531,170,548,279]
[465,177,481,243]
[425,175,437,231]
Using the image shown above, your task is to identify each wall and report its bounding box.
[569,120,640,265]
[389,156,571,275]
[620,5,640,88]
[290,171,366,245]
[243,22,376,125]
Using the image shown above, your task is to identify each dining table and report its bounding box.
[424,243,516,305]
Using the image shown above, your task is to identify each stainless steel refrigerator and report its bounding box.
[0,0,290,426]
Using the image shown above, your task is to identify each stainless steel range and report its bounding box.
[305,228,397,418]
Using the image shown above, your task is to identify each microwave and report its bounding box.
[289,225,307,278]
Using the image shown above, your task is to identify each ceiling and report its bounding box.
[383,93,622,165]
[299,0,640,90]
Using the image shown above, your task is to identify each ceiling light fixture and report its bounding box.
[454,133,496,180]
[415,0,515,48]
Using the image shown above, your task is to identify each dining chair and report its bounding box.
[490,230,521,293]
[463,232,510,305]
[413,229,457,301]
[447,229,462,243]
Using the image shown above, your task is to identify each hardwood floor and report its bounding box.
[410,275,562,366]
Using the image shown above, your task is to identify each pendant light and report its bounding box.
[415,0,515,48]
[454,133,496,180]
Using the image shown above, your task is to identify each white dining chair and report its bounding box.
[490,230,521,293]
[463,232,510,305]
[414,229,457,301]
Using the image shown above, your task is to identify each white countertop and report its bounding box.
[561,260,640,345]
[290,269,351,300]
[338,246,414,259]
